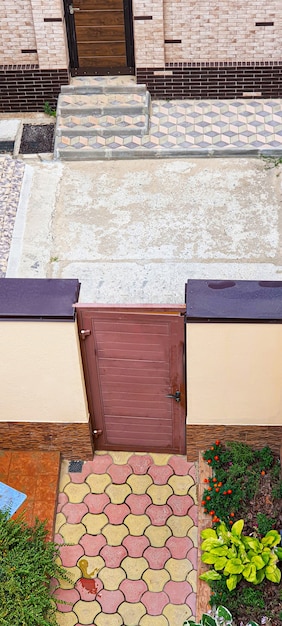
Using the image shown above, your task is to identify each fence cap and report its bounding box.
[185,279,282,321]
[0,278,80,320]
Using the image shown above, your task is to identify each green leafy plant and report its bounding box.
[200,519,282,591]
[44,101,56,117]
[0,510,70,625]
[183,604,259,626]
[256,513,275,536]
[239,587,265,609]
[271,479,282,499]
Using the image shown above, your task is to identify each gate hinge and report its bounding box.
[80,329,91,340]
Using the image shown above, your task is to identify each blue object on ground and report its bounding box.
[0,481,27,516]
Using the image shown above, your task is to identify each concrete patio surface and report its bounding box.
[6,157,282,302]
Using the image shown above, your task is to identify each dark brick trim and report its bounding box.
[136,62,282,99]
[0,67,69,112]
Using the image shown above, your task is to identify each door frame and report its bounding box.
[76,304,186,454]
[63,0,135,76]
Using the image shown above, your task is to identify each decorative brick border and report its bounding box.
[137,63,282,99]
[0,67,69,112]
[197,452,212,620]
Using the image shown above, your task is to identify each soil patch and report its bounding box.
[19,124,54,154]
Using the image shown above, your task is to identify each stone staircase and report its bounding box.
[54,75,151,160]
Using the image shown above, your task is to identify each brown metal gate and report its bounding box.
[77,305,186,454]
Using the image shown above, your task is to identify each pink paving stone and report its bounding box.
[188,504,198,525]
[187,547,198,570]
[148,464,174,485]
[142,591,169,615]
[122,535,150,557]
[54,587,80,612]
[187,591,197,615]
[107,463,132,484]
[165,536,193,559]
[98,589,124,613]
[84,493,110,513]
[57,492,69,512]
[60,544,84,567]
[167,494,194,516]
[143,546,170,569]
[125,493,152,515]
[54,533,64,545]
[100,545,127,568]
[168,455,192,476]
[62,502,89,524]
[119,579,148,602]
[164,581,192,605]
[89,454,113,474]
[146,504,172,526]
[76,577,103,601]
[104,503,130,524]
[127,454,153,474]
[68,460,95,483]
[80,534,106,556]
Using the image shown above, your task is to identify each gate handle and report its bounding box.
[166,390,181,402]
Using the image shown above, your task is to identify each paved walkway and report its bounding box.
[0,156,25,276]
[55,94,282,158]
[54,451,198,626]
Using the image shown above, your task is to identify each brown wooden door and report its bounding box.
[73,0,129,69]
[77,306,186,454]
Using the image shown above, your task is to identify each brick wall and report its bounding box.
[0,0,69,111]
[133,0,282,98]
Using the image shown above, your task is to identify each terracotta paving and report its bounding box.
[0,449,61,536]
[55,451,198,626]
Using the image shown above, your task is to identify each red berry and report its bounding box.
[218,482,222,487]
[215,440,220,446]
[215,488,219,492]
[206,496,211,500]
[208,487,212,491]
[230,512,235,517]
[210,447,214,451]
[209,510,215,516]
[261,470,265,476]
[223,491,227,495]
[213,517,217,522]
[214,455,219,461]
[227,489,232,494]
[201,500,206,505]
[229,520,233,525]
[212,478,217,483]
[204,478,209,483]
[207,459,212,464]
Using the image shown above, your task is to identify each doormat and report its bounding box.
[19,124,55,154]
[0,481,27,516]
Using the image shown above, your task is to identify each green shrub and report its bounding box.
[272,480,282,499]
[256,513,276,536]
[0,510,70,625]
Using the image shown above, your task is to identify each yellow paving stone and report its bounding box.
[150,453,172,466]
[73,600,101,625]
[187,568,197,592]
[187,524,198,547]
[188,484,198,503]
[165,558,192,581]
[166,515,193,537]
[99,566,126,590]
[110,451,132,465]
[168,475,194,496]
[163,604,192,624]
[60,522,86,544]
[102,523,129,545]
[145,524,172,547]
[55,512,66,533]
[56,611,77,626]
[86,473,111,493]
[106,483,131,504]
[78,555,105,574]
[59,463,71,491]
[124,514,151,535]
[147,484,173,505]
[121,556,149,580]
[95,614,123,626]
[140,616,168,626]
[127,474,153,494]
[64,481,90,503]
[59,566,81,589]
[118,602,146,625]
[81,512,108,535]
[142,568,170,591]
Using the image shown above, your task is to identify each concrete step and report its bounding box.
[62,79,147,96]
[57,92,150,116]
[57,112,149,137]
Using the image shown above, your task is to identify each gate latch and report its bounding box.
[93,429,103,438]
[166,390,181,402]
[69,4,80,14]
[80,329,91,340]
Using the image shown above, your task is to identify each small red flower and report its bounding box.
[201,500,206,505]
[204,478,209,483]
[207,459,212,464]
[214,455,219,461]
[206,496,211,501]
[261,470,265,476]
[215,440,220,446]
[209,510,215,516]
[215,488,219,492]
[212,478,217,483]
[230,512,235,517]
[208,487,212,491]
[218,482,222,487]
[210,447,214,451]
[229,520,233,525]
[227,489,232,494]
[223,491,227,495]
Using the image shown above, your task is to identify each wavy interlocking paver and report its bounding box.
[56,452,198,626]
